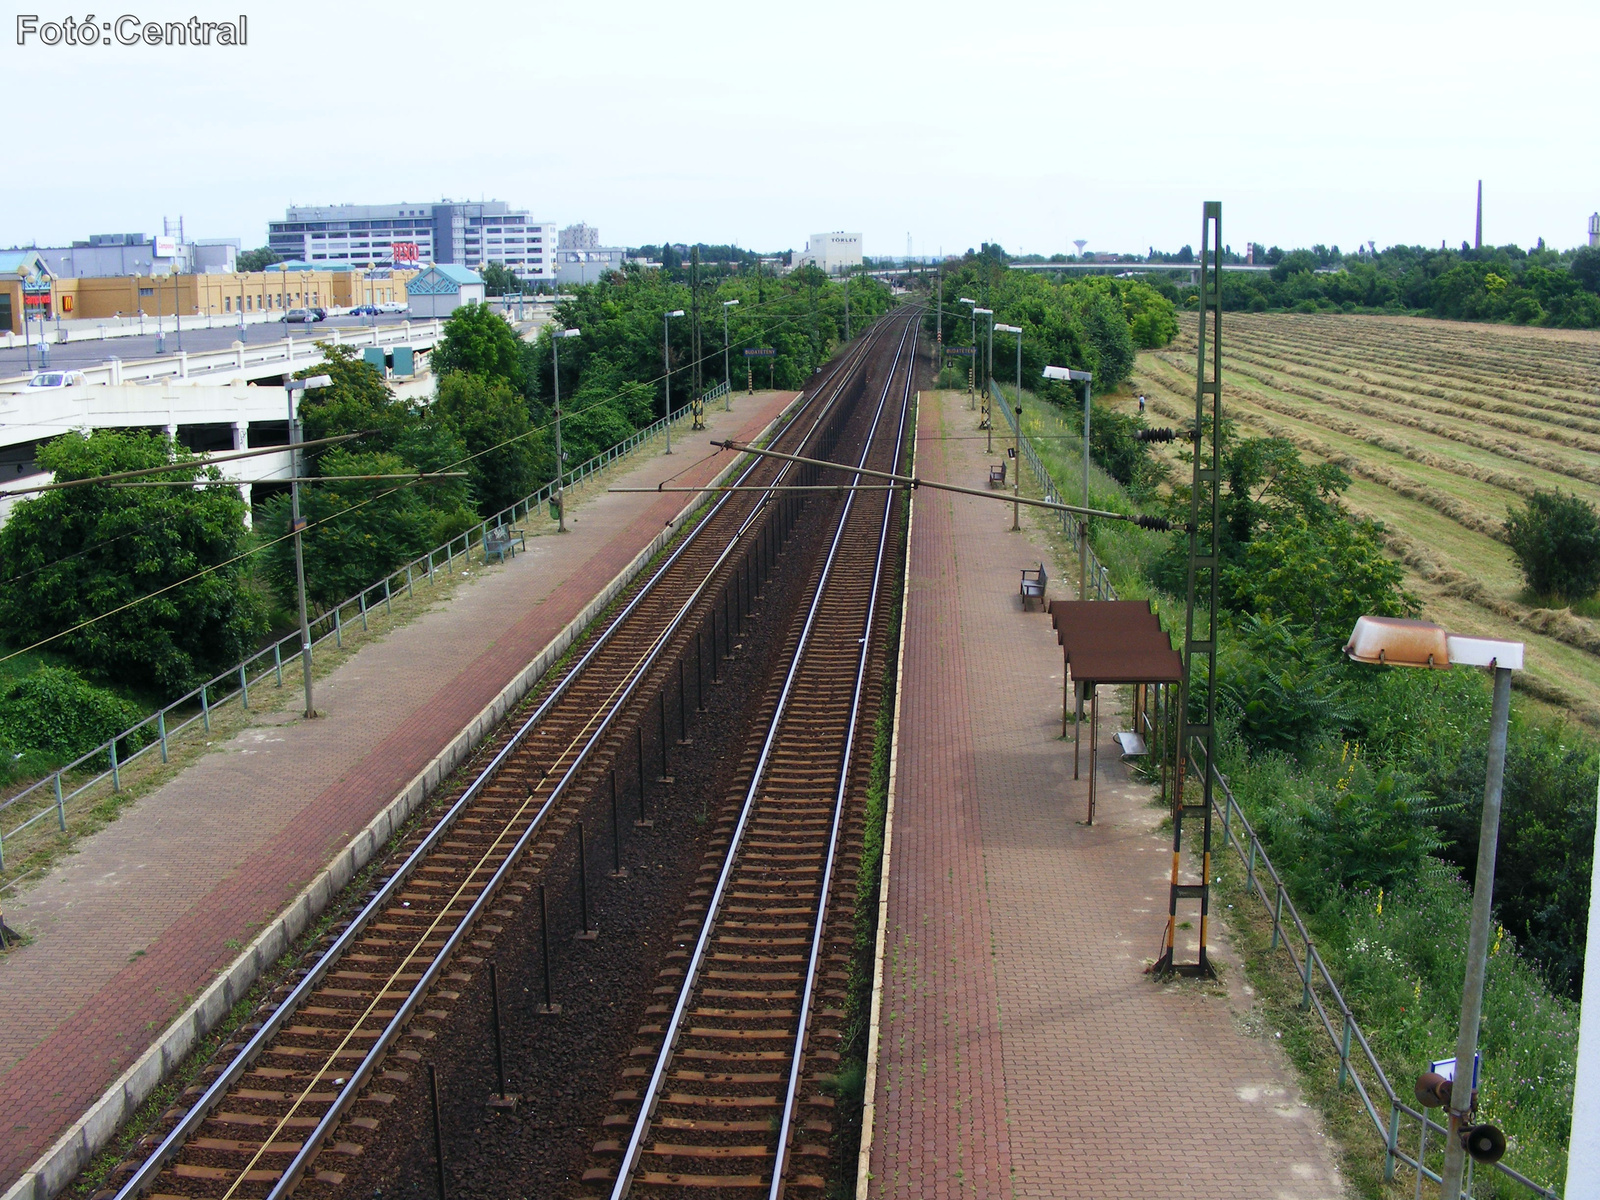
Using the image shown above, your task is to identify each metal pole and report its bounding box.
[488,961,507,1097]
[609,770,627,877]
[1012,404,1021,532]
[287,384,316,717]
[1438,664,1514,1198]
[428,1063,448,1200]
[553,334,567,532]
[1081,379,1091,600]
[663,312,673,454]
[537,885,558,1012]
[577,823,595,938]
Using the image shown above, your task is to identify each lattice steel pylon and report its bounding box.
[1156,201,1222,977]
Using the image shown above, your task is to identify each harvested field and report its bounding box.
[1125,312,1600,725]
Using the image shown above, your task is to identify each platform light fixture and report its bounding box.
[1345,615,1523,1198]
[551,327,581,532]
[663,309,685,453]
[284,372,334,718]
[1043,364,1094,598]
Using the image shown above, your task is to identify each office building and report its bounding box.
[552,223,627,286]
[267,201,557,281]
[559,223,601,250]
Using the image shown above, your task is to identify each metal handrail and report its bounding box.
[990,379,1117,600]
[1182,735,1562,1199]
[0,389,713,871]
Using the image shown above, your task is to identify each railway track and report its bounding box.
[586,313,920,1197]
[104,312,914,1200]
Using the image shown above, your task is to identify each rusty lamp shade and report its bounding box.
[1345,616,1525,672]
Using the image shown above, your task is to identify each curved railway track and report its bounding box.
[106,311,916,1200]
[587,313,920,1198]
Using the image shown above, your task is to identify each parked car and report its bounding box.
[348,304,379,316]
[24,370,89,389]
[376,301,409,314]
[278,308,318,323]
[309,306,328,321]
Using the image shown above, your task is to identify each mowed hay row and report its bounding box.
[1220,334,1600,431]
[1219,320,1600,414]
[1126,358,1600,697]
[1154,348,1600,489]
[1190,311,1600,393]
[1159,345,1600,462]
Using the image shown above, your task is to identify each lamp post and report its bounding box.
[663,309,684,454]
[722,299,739,410]
[1344,616,1524,1200]
[996,324,1023,531]
[284,373,334,719]
[1044,365,1093,599]
[551,326,580,533]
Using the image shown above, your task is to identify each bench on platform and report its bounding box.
[988,460,1007,487]
[483,525,527,564]
[1020,562,1048,610]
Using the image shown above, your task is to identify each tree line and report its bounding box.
[921,247,1180,395]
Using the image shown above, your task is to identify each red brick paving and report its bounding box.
[0,394,796,1190]
[866,390,1343,1199]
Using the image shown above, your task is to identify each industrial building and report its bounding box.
[795,231,863,275]
[267,201,557,281]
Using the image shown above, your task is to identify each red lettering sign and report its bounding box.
[392,242,420,262]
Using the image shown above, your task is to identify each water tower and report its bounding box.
[1590,212,1599,248]
[1073,239,1088,259]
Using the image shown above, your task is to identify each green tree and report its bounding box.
[258,448,474,607]
[296,344,411,457]
[1569,246,1600,294]
[1505,489,1600,600]
[480,262,523,297]
[237,246,282,272]
[1229,513,1416,645]
[1216,616,1355,759]
[431,302,525,389]
[0,431,266,693]
[433,372,544,516]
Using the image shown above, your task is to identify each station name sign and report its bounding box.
[743,348,776,357]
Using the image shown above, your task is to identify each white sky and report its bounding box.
[5,0,1597,257]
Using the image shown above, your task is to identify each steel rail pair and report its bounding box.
[607,311,920,1199]
[109,317,901,1200]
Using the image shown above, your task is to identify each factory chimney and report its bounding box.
[1475,181,1483,251]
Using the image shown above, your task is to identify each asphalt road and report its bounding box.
[0,315,409,378]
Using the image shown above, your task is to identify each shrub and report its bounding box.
[1229,513,1416,645]
[0,666,149,766]
[1215,616,1355,759]
[1505,489,1600,601]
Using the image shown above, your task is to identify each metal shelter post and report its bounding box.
[1157,200,1222,978]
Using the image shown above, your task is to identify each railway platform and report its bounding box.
[862,388,1345,1199]
[0,390,798,1195]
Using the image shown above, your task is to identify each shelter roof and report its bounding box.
[1048,599,1181,685]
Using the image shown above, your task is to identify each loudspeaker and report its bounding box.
[1460,1123,1506,1164]
[1414,1072,1451,1109]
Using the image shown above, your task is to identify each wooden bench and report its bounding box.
[483,525,527,564]
[988,460,1007,488]
[1020,562,1047,610]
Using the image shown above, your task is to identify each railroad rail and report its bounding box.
[103,314,908,1200]
[587,313,920,1196]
